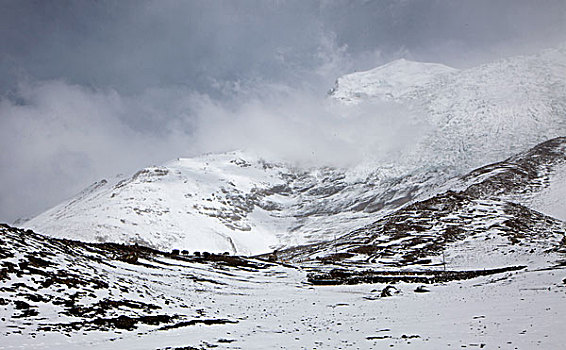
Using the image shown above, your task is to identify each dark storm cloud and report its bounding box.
[1,0,566,223]
[3,0,565,94]
[1,1,324,95]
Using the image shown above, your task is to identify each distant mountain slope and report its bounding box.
[331,45,566,172]
[25,46,566,255]
[24,151,454,255]
[25,152,286,254]
[24,136,566,262]
[277,140,566,271]
[329,58,458,103]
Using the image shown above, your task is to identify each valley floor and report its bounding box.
[1,225,565,349]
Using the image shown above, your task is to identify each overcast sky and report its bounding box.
[1,0,566,223]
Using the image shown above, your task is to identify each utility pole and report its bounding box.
[442,248,446,272]
[334,234,337,262]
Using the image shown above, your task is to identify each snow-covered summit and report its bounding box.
[329,58,458,103]
[25,151,286,255]
[332,46,566,173]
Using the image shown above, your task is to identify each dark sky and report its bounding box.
[1,0,566,223]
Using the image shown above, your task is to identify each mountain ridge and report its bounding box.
[24,46,566,255]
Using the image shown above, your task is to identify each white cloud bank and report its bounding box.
[0,79,426,222]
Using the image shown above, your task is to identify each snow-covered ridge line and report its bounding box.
[329,58,458,103]
[24,136,566,259]
[25,148,441,255]
[332,45,566,172]
[25,45,566,255]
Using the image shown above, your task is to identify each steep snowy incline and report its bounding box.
[453,136,566,220]
[24,151,456,255]
[277,137,566,269]
[280,190,566,271]
[25,152,286,255]
[331,45,566,172]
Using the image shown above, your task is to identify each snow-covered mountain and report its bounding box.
[6,46,566,346]
[25,45,566,255]
[24,151,450,255]
[277,137,566,269]
[329,58,458,103]
[331,45,566,172]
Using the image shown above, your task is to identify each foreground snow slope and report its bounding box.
[26,45,566,254]
[3,203,566,349]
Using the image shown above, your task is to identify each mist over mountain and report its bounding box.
[24,46,566,256]
[2,0,566,223]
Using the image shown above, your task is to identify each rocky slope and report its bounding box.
[277,137,566,269]
[454,136,566,221]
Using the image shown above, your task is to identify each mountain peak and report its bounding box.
[329,58,458,103]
